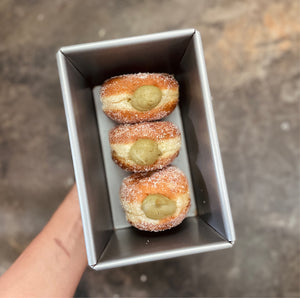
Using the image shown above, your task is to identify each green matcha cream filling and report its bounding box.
[129,138,161,166]
[142,194,176,220]
[130,85,162,111]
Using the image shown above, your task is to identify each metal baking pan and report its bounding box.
[56,29,236,271]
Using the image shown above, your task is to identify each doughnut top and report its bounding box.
[101,73,178,97]
[120,166,189,203]
[109,121,180,144]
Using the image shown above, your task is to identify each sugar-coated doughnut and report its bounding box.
[120,166,191,232]
[109,121,181,172]
[100,73,179,123]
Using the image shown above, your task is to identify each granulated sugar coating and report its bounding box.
[100,73,178,97]
[121,166,189,201]
[109,121,181,144]
[119,166,191,232]
[100,73,179,123]
[111,150,180,173]
[109,122,181,172]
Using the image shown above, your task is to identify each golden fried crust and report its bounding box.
[100,73,179,123]
[109,121,181,144]
[112,151,179,173]
[101,73,178,97]
[128,201,191,232]
[120,166,191,232]
[121,166,189,203]
[109,122,181,172]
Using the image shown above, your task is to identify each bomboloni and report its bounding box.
[120,166,191,232]
[109,121,181,172]
[100,73,179,123]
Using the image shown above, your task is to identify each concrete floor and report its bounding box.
[0,0,299,297]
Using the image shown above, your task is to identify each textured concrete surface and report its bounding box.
[0,0,299,297]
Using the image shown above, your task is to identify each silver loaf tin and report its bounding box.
[56,29,236,271]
